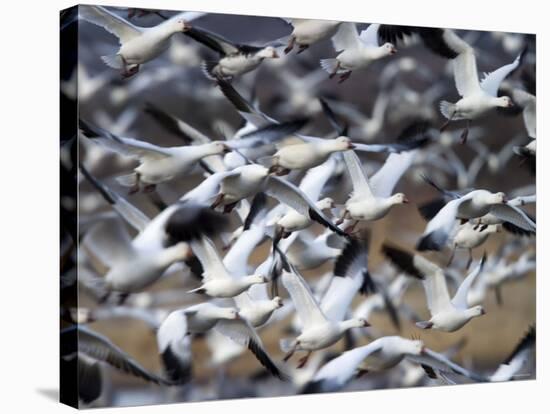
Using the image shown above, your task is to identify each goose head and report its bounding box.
[341,317,370,331]
[494,96,513,108]
[489,192,507,205]
[221,307,241,320]
[316,197,335,211]
[381,42,398,56]
[244,274,268,286]
[257,46,279,59]
[401,338,425,356]
[205,141,232,156]
[330,136,355,152]
[466,305,486,319]
[246,164,270,179]
[391,193,409,205]
[169,17,192,33]
[272,296,284,309]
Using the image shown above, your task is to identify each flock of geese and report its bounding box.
[61,5,536,407]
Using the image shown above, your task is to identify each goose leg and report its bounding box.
[355,368,370,378]
[210,193,225,209]
[297,351,312,369]
[460,120,471,144]
[329,61,341,79]
[223,202,238,213]
[297,44,309,54]
[283,342,299,362]
[447,245,456,267]
[128,172,141,195]
[344,220,359,235]
[439,112,455,132]
[465,248,473,269]
[336,210,350,226]
[284,36,296,54]
[338,71,352,84]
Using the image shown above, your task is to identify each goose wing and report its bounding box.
[358,23,381,47]
[79,5,142,44]
[190,236,231,281]
[281,269,328,330]
[480,50,525,97]
[370,151,416,198]
[331,22,361,51]
[451,254,486,309]
[408,347,487,382]
[265,176,348,238]
[215,318,286,379]
[157,311,193,384]
[343,150,373,199]
[489,203,536,232]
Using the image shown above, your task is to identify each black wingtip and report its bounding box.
[78,162,116,205]
[165,203,229,244]
[502,220,536,237]
[418,198,446,221]
[382,244,425,279]
[333,238,367,277]
[359,270,377,295]
[301,380,326,394]
[244,192,268,231]
[416,232,444,252]
[160,346,192,385]
[503,325,536,365]
[248,339,287,381]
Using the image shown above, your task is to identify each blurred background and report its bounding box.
[68,5,535,408]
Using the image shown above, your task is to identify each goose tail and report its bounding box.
[439,100,456,120]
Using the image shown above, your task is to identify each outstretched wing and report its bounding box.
[79,5,142,44]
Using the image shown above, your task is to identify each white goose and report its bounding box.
[320,23,397,83]
[280,242,370,368]
[79,120,231,193]
[417,187,535,251]
[184,26,279,79]
[162,303,286,379]
[283,19,342,54]
[337,149,413,231]
[79,5,197,77]
[185,234,267,298]
[303,336,485,393]
[275,157,337,238]
[383,245,486,332]
[448,222,500,268]
[79,166,191,298]
[434,30,522,142]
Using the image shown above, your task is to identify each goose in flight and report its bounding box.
[416,177,535,251]
[282,19,342,54]
[164,214,267,298]
[184,26,279,79]
[280,240,371,368]
[377,26,522,142]
[162,303,286,379]
[383,245,486,332]
[448,222,500,268]
[79,119,231,194]
[337,149,413,232]
[302,335,486,393]
[61,325,180,404]
[79,165,192,299]
[320,23,397,83]
[79,5,197,77]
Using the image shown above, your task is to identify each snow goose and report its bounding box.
[337,148,417,232]
[417,177,535,251]
[223,203,284,327]
[448,222,500,268]
[177,233,267,298]
[378,26,522,142]
[144,101,308,171]
[286,229,342,270]
[274,157,336,239]
[383,245,486,332]
[217,79,422,163]
[79,166,192,299]
[490,326,535,382]
[207,163,349,238]
[320,23,397,83]
[302,336,485,393]
[164,303,286,379]
[184,26,279,79]
[282,19,341,54]
[279,240,371,368]
[79,120,231,193]
[61,325,177,406]
[79,5,195,77]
